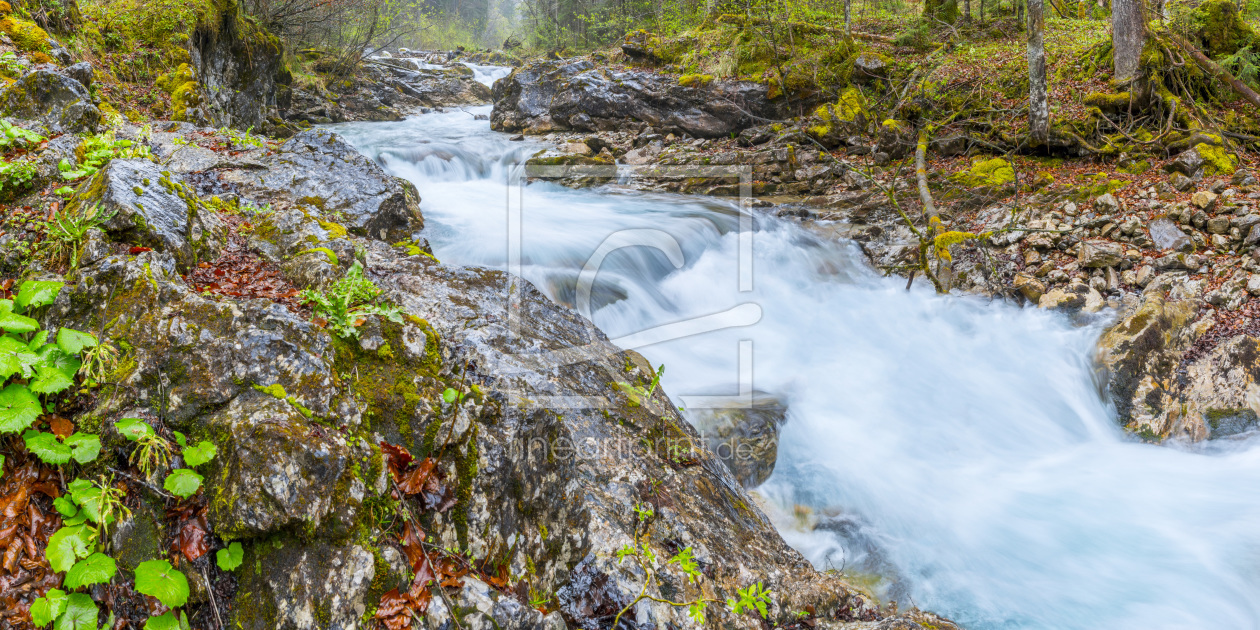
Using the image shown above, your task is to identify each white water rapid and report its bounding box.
[330,104,1260,630]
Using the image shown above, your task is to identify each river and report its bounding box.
[329,92,1260,630]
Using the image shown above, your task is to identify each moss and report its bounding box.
[294,247,339,266]
[298,195,327,211]
[1082,92,1133,113]
[0,16,48,51]
[1196,143,1237,175]
[317,220,347,239]
[1193,0,1257,57]
[27,52,51,65]
[377,342,393,360]
[952,157,1016,188]
[0,2,12,14]
[678,73,714,87]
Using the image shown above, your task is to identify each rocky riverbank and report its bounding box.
[0,17,962,630]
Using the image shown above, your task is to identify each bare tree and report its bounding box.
[1027,0,1048,143]
[1112,0,1146,85]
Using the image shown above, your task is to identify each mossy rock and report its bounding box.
[1196,142,1237,175]
[678,73,714,87]
[1193,0,1257,57]
[0,15,48,51]
[953,157,1016,188]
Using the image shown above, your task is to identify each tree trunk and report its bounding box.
[1112,0,1147,84]
[964,0,972,21]
[925,0,959,23]
[1028,0,1048,143]
[1168,32,1260,109]
[845,0,852,35]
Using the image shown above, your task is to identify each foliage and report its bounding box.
[38,203,114,270]
[299,260,403,338]
[219,125,267,149]
[216,541,244,571]
[163,467,203,498]
[59,131,151,180]
[613,364,664,407]
[0,157,38,194]
[134,559,190,608]
[115,417,173,477]
[0,117,44,151]
[728,581,773,618]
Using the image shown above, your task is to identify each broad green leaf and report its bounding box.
[134,559,189,608]
[114,418,153,442]
[15,280,63,311]
[0,300,39,333]
[54,593,97,630]
[53,496,78,517]
[172,431,187,448]
[23,430,73,465]
[34,345,81,379]
[0,383,42,433]
[56,328,97,356]
[65,433,101,464]
[69,481,107,524]
[29,364,76,395]
[0,453,4,478]
[30,589,67,626]
[0,334,39,379]
[182,441,216,467]
[442,388,458,404]
[64,553,117,589]
[27,330,49,350]
[163,468,202,498]
[216,542,243,571]
[143,613,179,630]
[45,525,91,573]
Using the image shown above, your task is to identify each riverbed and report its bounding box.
[330,102,1260,630]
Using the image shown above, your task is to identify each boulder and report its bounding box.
[1013,272,1046,302]
[490,59,789,138]
[1078,239,1124,268]
[0,69,100,133]
[221,129,424,242]
[190,10,291,130]
[83,158,227,269]
[689,392,789,488]
[1168,147,1207,177]
[1191,190,1219,210]
[1147,217,1193,252]
[229,541,381,630]
[852,52,890,83]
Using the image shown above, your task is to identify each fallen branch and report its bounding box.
[1166,32,1260,110]
[915,126,939,223]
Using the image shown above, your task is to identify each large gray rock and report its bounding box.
[83,158,226,270]
[230,541,379,630]
[221,129,424,242]
[1147,216,1193,252]
[491,59,789,138]
[190,11,291,130]
[0,69,100,133]
[1077,239,1124,268]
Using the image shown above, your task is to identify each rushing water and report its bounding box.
[330,104,1260,630]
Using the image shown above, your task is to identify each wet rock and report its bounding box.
[191,10,291,130]
[1013,273,1046,302]
[491,59,788,138]
[1246,223,1260,247]
[1147,217,1193,252]
[85,158,227,270]
[1169,147,1207,177]
[65,62,93,89]
[427,576,564,630]
[0,69,100,133]
[1249,274,1260,296]
[689,392,788,488]
[1169,172,1197,192]
[1154,252,1199,271]
[220,129,424,242]
[1038,282,1089,310]
[1078,239,1124,268]
[230,541,377,630]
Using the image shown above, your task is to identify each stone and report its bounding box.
[1135,264,1156,287]
[1095,192,1120,212]
[1248,274,1260,296]
[690,392,788,488]
[191,11,291,129]
[221,129,424,242]
[0,69,100,133]
[1231,169,1257,187]
[852,51,890,83]
[1154,252,1198,271]
[931,133,968,156]
[561,141,592,155]
[1246,224,1260,247]
[1233,214,1260,231]
[1191,190,1219,210]
[1013,273,1046,302]
[1169,172,1197,192]
[491,59,786,138]
[65,62,93,89]
[1038,282,1089,311]
[1078,239,1124,268]
[229,541,379,630]
[1208,216,1232,234]
[1169,147,1207,177]
[85,159,227,270]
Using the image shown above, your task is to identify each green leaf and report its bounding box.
[64,553,116,589]
[34,345,82,379]
[163,468,202,498]
[30,589,67,626]
[65,433,101,464]
[45,525,91,573]
[24,430,73,465]
[143,613,179,630]
[29,364,76,395]
[442,388,458,404]
[53,496,77,517]
[69,481,107,524]
[0,300,38,334]
[172,431,187,448]
[114,418,154,442]
[0,453,4,478]
[134,559,189,608]
[56,328,98,355]
[15,280,63,312]
[182,441,216,467]
[28,330,49,349]
[215,542,243,571]
[0,334,39,379]
[0,383,41,433]
[54,593,97,630]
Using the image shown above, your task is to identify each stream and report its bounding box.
[329,93,1260,630]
